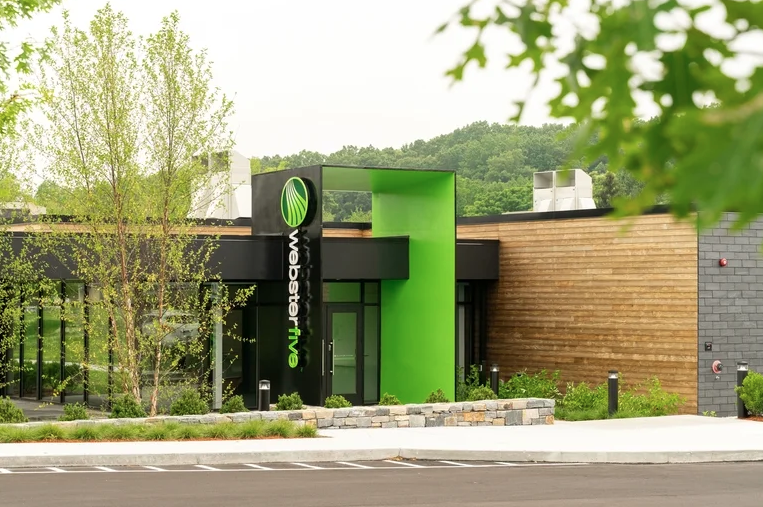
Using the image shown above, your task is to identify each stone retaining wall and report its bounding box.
[8,398,554,429]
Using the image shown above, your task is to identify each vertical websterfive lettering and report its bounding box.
[287,229,301,368]
[281,177,314,370]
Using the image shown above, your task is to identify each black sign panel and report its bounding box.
[251,166,323,405]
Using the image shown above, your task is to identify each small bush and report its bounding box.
[456,365,482,402]
[556,376,684,421]
[101,424,144,441]
[173,424,203,440]
[276,392,303,411]
[144,424,173,441]
[265,419,296,438]
[425,389,450,404]
[466,385,497,401]
[736,370,763,416]
[499,370,561,401]
[324,395,352,409]
[109,395,147,419]
[205,422,236,439]
[558,382,607,412]
[296,424,318,438]
[71,426,101,441]
[170,389,210,416]
[32,424,66,442]
[378,393,401,405]
[59,403,89,422]
[234,420,266,439]
[0,419,313,443]
[619,377,683,416]
[220,395,247,414]
[0,396,27,424]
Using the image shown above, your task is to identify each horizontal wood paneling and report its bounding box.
[458,214,699,412]
[323,228,371,238]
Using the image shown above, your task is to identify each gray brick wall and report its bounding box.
[698,213,763,416]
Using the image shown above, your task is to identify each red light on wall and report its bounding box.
[719,258,728,267]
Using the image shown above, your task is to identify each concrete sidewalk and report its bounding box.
[2,415,763,467]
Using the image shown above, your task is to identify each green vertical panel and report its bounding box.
[372,171,455,403]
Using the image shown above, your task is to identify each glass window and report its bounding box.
[363,306,379,404]
[42,290,62,402]
[363,283,379,304]
[331,311,358,396]
[21,303,38,399]
[87,286,110,410]
[3,291,23,397]
[457,283,472,304]
[324,283,361,303]
[63,283,86,402]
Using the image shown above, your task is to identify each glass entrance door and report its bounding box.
[327,305,362,406]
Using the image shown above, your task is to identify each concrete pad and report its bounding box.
[1,415,763,467]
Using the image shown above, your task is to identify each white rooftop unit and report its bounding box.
[190,150,252,219]
[533,169,596,212]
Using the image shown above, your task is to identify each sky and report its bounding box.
[8,0,754,161]
[7,0,571,159]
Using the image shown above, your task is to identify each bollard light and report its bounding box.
[258,379,271,412]
[608,370,619,416]
[737,362,749,419]
[490,364,500,396]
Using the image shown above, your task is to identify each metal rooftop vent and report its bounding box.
[532,169,596,212]
[190,150,252,219]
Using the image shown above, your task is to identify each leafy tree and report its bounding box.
[439,0,763,230]
[29,5,253,415]
[0,0,61,136]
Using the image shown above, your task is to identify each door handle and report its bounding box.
[329,341,334,375]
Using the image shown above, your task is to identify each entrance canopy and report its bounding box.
[251,165,456,404]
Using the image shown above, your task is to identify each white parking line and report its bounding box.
[384,460,424,468]
[95,467,116,472]
[439,461,473,467]
[195,465,220,471]
[47,467,66,473]
[292,463,323,469]
[337,462,372,469]
[244,463,273,470]
[0,469,11,474]
[495,462,520,466]
[143,466,166,472]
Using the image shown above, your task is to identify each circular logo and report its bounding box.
[281,177,309,228]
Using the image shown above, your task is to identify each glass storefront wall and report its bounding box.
[1,281,252,411]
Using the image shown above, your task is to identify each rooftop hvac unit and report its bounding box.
[190,150,252,219]
[533,169,596,212]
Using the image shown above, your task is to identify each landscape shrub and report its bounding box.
[498,369,561,401]
[736,370,763,416]
[466,385,497,401]
[0,396,27,424]
[456,365,483,401]
[556,376,684,421]
[425,389,449,404]
[170,389,210,416]
[109,395,147,419]
[276,392,303,411]
[0,420,316,443]
[324,395,352,409]
[59,402,89,422]
[378,393,401,405]
[220,395,247,414]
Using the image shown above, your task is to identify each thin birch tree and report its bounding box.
[30,4,252,415]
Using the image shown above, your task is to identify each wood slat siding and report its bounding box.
[458,213,699,413]
[323,228,371,238]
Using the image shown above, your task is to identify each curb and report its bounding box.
[401,449,763,464]
[4,448,763,468]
